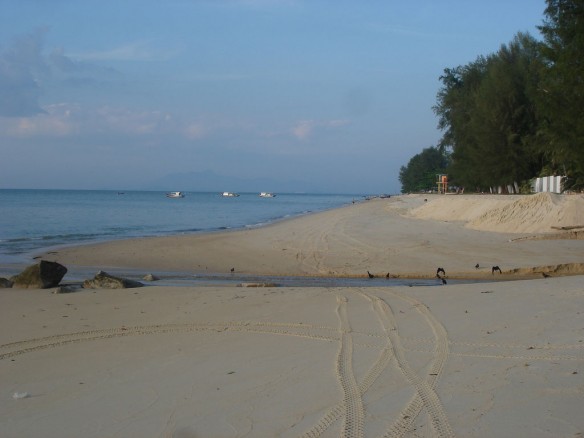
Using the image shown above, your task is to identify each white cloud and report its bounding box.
[0,102,212,142]
[184,122,207,140]
[0,28,49,117]
[95,106,172,134]
[291,120,314,140]
[291,119,350,140]
[0,28,126,118]
[0,103,76,137]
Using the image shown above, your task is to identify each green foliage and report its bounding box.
[399,147,449,193]
[537,0,584,180]
[415,0,584,193]
[433,33,545,190]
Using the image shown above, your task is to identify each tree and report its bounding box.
[537,0,584,188]
[433,33,545,190]
[399,147,449,193]
[468,34,545,186]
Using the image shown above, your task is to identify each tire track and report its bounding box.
[397,337,584,362]
[450,351,584,361]
[294,211,374,275]
[0,321,340,360]
[336,294,365,438]
[300,289,454,438]
[301,291,394,438]
[392,336,584,351]
[373,290,453,438]
[294,223,330,274]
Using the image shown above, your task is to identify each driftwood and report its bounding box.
[551,225,584,230]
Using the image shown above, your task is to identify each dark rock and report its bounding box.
[83,271,143,289]
[10,261,67,289]
[0,277,14,288]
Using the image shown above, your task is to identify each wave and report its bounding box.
[0,191,360,263]
[13,233,110,243]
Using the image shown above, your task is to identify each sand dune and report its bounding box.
[411,192,584,234]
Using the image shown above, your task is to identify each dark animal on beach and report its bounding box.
[367,271,375,278]
[441,277,447,285]
[230,267,235,273]
[542,272,550,278]
[386,273,390,278]
[492,266,502,274]
[436,267,446,277]
[475,263,479,269]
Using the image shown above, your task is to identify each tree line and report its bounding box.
[399,0,584,193]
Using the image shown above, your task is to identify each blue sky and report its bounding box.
[1,0,546,194]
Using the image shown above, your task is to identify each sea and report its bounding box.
[0,189,361,265]
[0,189,467,287]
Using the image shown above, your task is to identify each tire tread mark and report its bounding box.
[300,291,394,438]
[0,322,340,360]
[336,295,365,438]
[375,291,454,438]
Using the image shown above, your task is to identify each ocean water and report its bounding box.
[0,189,360,264]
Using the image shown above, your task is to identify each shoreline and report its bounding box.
[3,193,584,436]
[28,193,584,281]
[0,193,360,270]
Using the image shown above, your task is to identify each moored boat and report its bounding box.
[166,191,185,198]
[221,192,240,197]
[259,192,276,197]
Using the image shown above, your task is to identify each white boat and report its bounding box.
[166,191,185,198]
[221,192,239,197]
[259,192,276,198]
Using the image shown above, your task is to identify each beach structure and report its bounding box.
[532,175,565,194]
[436,174,448,194]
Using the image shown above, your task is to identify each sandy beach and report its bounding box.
[2,193,584,437]
[37,192,584,280]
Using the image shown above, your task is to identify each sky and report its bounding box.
[0,0,547,194]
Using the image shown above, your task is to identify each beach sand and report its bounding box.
[39,192,584,279]
[1,193,584,437]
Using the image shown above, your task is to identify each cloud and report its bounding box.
[0,29,124,118]
[0,103,75,137]
[0,102,209,141]
[71,40,182,62]
[291,119,350,140]
[0,28,49,117]
[184,122,207,140]
[94,106,176,135]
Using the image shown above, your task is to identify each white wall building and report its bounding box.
[532,176,565,194]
